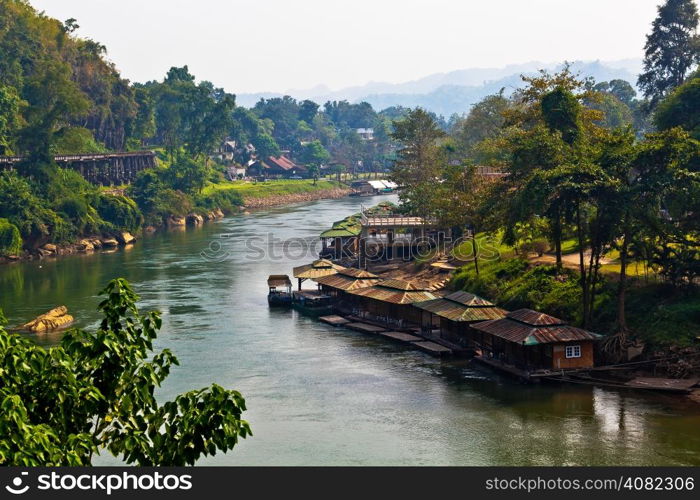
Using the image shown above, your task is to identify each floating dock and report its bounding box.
[379,331,423,343]
[624,377,699,393]
[411,341,454,357]
[345,322,387,334]
[319,315,351,327]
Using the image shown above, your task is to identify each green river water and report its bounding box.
[1,194,699,466]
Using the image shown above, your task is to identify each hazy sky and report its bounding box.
[30,0,662,93]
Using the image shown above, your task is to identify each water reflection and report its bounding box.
[1,194,700,465]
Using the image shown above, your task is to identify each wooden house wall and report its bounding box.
[552,342,594,369]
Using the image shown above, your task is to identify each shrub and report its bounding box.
[0,171,67,242]
[532,238,549,256]
[127,169,165,215]
[195,189,243,214]
[96,194,144,233]
[0,218,22,256]
[153,189,192,218]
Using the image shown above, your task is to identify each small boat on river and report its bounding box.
[268,275,292,306]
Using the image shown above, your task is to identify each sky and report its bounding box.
[29,0,663,94]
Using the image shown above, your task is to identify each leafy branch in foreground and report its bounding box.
[0,278,251,466]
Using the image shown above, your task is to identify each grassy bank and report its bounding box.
[202,179,347,200]
[451,254,700,350]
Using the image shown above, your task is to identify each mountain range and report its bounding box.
[235,59,643,117]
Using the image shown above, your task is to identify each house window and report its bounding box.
[565,345,582,359]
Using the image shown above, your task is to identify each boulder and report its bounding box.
[117,232,136,245]
[41,243,58,254]
[77,239,95,252]
[167,215,186,227]
[101,237,119,247]
[186,213,205,226]
[89,238,103,249]
[145,225,157,233]
[213,208,225,219]
[21,306,74,333]
[205,212,216,221]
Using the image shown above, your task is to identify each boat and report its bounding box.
[267,275,292,306]
[291,290,335,316]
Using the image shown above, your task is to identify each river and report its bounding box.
[1,194,699,466]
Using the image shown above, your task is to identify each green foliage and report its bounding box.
[0,218,22,257]
[390,108,447,217]
[0,83,24,155]
[96,194,143,233]
[127,169,165,216]
[52,127,106,154]
[655,76,700,139]
[540,87,582,145]
[450,92,510,162]
[598,283,700,348]
[0,278,251,465]
[638,0,700,108]
[195,189,243,214]
[0,171,68,243]
[300,139,330,167]
[163,154,210,194]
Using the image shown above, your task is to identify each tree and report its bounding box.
[0,84,24,155]
[389,108,446,218]
[451,91,509,161]
[18,60,90,175]
[164,153,210,194]
[298,100,319,123]
[638,0,700,109]
[300,140,329,185]
[0,278,251,466]
[434,164,490,275]
[654,73,700,138]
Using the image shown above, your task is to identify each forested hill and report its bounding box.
[0,0,136,154]
[236,60,641,116]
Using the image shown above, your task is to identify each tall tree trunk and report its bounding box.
[576,204,589,327]
[553,204,562,269]
[471,231,480,276]
[617,223,630,334]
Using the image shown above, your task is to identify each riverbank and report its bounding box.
[201,179,352,209]
[4,192,700,465]
[0,179,352,265]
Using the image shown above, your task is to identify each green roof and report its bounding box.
[319,202,398,239]
[320,228,360,238]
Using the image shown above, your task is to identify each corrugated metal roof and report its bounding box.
[507,309,565,326]
[443,291,495,307]
[471,309,602,345]
[293,259,345,279]
[413,293,507,322]
[338,268,378,278]
[347,279,438,304]
[376,279,430,291]
[314,274,380,291]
